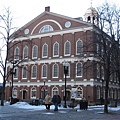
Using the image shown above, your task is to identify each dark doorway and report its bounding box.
[23,90,27,99]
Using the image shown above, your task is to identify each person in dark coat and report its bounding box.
[52,94,61,111]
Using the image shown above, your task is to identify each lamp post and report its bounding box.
[43,80,46,99]
[10,61,17,105]
[63,60,69,108]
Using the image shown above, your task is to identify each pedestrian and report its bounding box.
[44,93,51,110]
[52,94,61,111]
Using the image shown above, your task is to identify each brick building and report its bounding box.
[5,6,120,104]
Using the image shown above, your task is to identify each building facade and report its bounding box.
[5,6,120,104]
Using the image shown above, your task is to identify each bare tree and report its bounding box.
[0,7,33,106]
[88,2,120,113]
[0,7,17,106]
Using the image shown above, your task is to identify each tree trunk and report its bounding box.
[1,77,5,106]
[104,68,110,113]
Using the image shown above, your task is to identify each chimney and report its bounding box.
[45,6,50,12]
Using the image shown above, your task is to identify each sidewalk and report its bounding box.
[0,102,120,120]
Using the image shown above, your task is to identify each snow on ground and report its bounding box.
[5,101,120,112]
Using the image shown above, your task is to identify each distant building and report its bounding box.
[5,6,120,104]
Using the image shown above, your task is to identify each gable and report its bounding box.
[12,11,92,38]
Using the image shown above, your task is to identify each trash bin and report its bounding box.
[80,100,88,110]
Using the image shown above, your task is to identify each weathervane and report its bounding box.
[91,0,93,7]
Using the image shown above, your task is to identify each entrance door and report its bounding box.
[22,90,27,99]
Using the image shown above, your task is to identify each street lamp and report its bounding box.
[43,80,46,99]
[10,61,17,105]
[63,60,69,108]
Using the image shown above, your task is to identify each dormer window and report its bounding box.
[39,25,53,33]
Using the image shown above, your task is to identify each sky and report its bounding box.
[0,0,119,83]
[0,0,119,28]
[4,101,120,113]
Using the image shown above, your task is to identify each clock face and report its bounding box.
[65,21,71,28]
[24,29,29,35]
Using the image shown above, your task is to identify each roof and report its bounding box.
[84,7,98,15]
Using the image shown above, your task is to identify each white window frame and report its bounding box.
[76,62,83,77]
[52,87,59,97]
[14,47,19,60]
[32,45,38,59]
[42,43,48,58]
[13,88,17,98]
[23,46,28,59]
[53,63,59,78]
[53,42,59,57]
[31,87,37,99]
[76,39,83,55]
[39,25,53,33]
[97,87,100,99]
[22,66,27,79]
[31,65,37,79]
[42,64,47,78]
[13,67,18,79]
[64,40,71,56]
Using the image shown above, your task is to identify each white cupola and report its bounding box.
[84,7,99,26]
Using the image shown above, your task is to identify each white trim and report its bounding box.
[11,26,93,42]
[31,19,63,35]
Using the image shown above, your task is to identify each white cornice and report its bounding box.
[12,26,93,42]
[6,56,96,67]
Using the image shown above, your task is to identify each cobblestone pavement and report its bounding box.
[0,105,120,120]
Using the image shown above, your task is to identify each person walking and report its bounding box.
[44,93,51,110]
[52,94,61,111]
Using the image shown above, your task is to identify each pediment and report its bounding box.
[12,11,92,38]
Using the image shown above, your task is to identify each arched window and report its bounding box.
[96,44,100,54]
[88,16,91,22]
[97,87,100,99]
[42,64,47,78]
[23,46,28,59]
[31,65,37,78]
[52,87,58,96]
[39,25,53,33]
[22,66,27,79]
[76,62,83,77]
[97,64,100,78]
[76,40,83,55]
[53,64,58,78]
[14,67,18,79]
[14,47,19,60]
[64,41,70,55]
[53,42,59,57]
[31,87,36,98]
[13,88,17,98]
[101,66,104,79]
[42,44,48,58]
[32,45,38,58]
